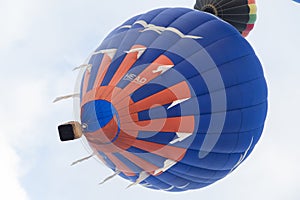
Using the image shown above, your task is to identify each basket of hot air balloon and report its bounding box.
[56,6,267,192]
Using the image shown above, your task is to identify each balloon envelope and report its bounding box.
[79,8,267,191]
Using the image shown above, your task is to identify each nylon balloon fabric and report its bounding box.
[79,8,267,191]
[194,0,257,37]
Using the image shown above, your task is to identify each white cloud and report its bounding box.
[0,80,46,144]
[0,77,49,200]
[0,0,41,48]
[0,1,45,199]
[0,135,29,200]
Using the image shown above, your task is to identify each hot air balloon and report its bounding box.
[194,0,257,37]
[58,7,267,191]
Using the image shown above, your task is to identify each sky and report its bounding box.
[0,0,300,200]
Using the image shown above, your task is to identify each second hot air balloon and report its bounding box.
[194,0,257,37]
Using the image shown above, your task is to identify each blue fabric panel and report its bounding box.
[95,30,127,52]
[133,31,160,48]
[98,152,116,170]
[155,172,191,187]
[205,35,254,66]
[81,101,101,132]
[126,147,166,168]
[225,77,268,110]
[79,70,86,101]
[203,127,263,153]
[136,131,176,144]
[131,83,167,103]
[179,149,241,170]
[104,14,142,39]
[170,11,215,34]
[191,19,239,47]
[112,29,144,59]
[149,32,182,52]
[137,126,263,154]
[114,153,142,173]
[239,102,268,132]
[218,54,264,87]
[166,169,216,184]
[81,100,117,132]
[143,176,177,191]
[118,172,137,182]
[104,30,129,50]
[170,162,229,179]
[149,8,192,27]
[137,8,169,23]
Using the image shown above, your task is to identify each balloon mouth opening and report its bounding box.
[202,4,218,16]
[81,99,121,143]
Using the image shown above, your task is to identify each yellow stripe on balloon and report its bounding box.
[249,4,257,15]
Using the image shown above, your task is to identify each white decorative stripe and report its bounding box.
[134,20,148,28]
[177,183,190,189]
[152,65,173,74]
[163,183,189,191]
[165,27,202,39]
[140,183,152,187]
[73,64,92,71]
[231,137,254,172]
[154,159,177,175]
[125,47,147,59]
[140,27,162,34]
[170,132,192,144]
[93,48,117,59]
[53,93,80,103]
[167,97,190,109]
[183,35,202,39]
[99,171,121,185]
[118,25,132,29]
[126,171,150,189]
[135,20,202,39]
[71,152,96,166]
[164,186,175,191]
